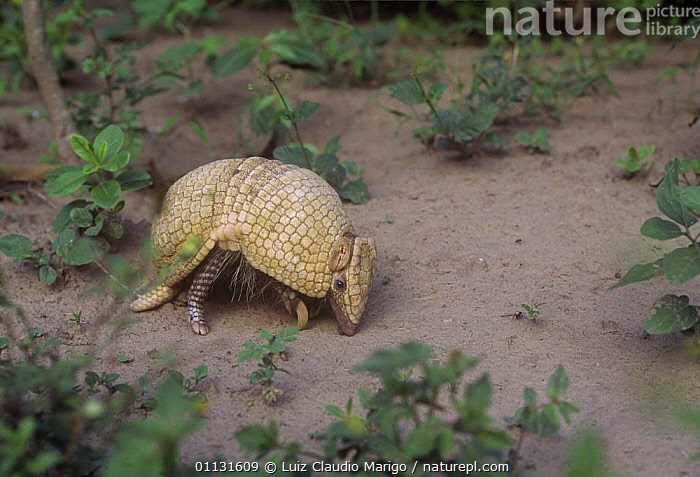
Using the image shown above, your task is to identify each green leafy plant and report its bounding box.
[0,124,152,284]
[131,0,220,33]
[237,327,298,404]
[102,376,205,477]
[615,145,655,176]
[235,341,578,475]
[289,2,393,85]
[520,302,545,321]
[505,365,579,442]
[516,128,551,153]
[384,76,502,157]
[656,31,700,126]
[0,0,81,98]
[0,234,57,285]
[0,294,210,476]
[515,40,621,122]
[610,158,700,341]
[259,72,370,204]
[47,124,152,261]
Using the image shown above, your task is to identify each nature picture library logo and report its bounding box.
[486,1,700,38]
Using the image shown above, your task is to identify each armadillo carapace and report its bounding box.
[130,157,377,336]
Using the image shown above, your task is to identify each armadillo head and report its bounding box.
[326,235,377,336]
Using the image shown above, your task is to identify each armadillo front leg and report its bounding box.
[188,250,228,335]
[272,282,321,330]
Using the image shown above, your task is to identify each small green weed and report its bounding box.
[0,0,80,98]
[383,76,502,157]
[0,234,57,285]
[615,145,655,176]
[237,327,298,405]
[656,34,699,126]
[290,2,393,85]
[516,128,551,154]
[131,0,220,33]
[611,158,700,341]
[505,365,579,439]
[235,341,577,475]
[520,302,545,321]
[257,72,370,203]
[0,304,210,476]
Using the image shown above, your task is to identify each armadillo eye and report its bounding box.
[334,279,345,291]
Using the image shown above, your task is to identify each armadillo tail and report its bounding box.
[130,284,181,312]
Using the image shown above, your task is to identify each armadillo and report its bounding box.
[130,157,377,336]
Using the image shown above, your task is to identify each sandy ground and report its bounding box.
[1,6,699,476]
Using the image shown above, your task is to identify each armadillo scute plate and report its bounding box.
[130,157,377,336]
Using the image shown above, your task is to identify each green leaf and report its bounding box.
[324,134,342,155]
[656,159,697,228]
[538,403,562,437]
[54,229,76,257]
[563,429,607,477]
[0,337,9,350]
[465,374,492,412]
[662,246,700,285]
[273,146,312,168]
[187,119,211,148]
[62,236,103,266]
[46,167,89,197]
[355,341,431,376]
[313,154,339,178]
[558,401,580,424]
[0,234,33,259]
[159,115,182,136]
[523,387,537,406]
[117,354,133,363]
[101,150,131,172]
[193,365,208,380]
[339,180,369,204]
[116,169,153,191]
[167,370,185,386]
[94,125,125,164]
[85,215,105,236]
[290,101,321,123]
[516,131,532,144]
[427,81,448,102]
[403,418,443,459]
[39,266,57,285]
[234,421,279,456]
[546,365,569,400]
[213,45,256,80]
[91,180,122,209]
[640,217,684,240]
[102,215,124,239]
[646,294,699,334]
[70,207,94,228]
[675,185,700,215]
[608,259,663,290]
[388,80,424,105]
[325,405,344,418]
[69,134,96,163]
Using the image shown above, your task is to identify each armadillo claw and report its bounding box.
[191,319,210,335]
[295,300,309,330]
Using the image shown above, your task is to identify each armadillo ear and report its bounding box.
[329,236,354,271]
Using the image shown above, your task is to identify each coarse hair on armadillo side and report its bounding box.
[208,248,259,302]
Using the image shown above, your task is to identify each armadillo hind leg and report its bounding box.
[187,250,229,335]
[130,238,216,312]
